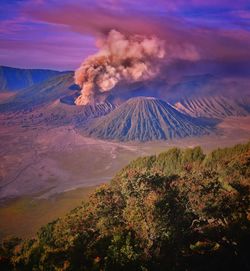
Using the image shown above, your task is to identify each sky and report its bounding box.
[0,0,250,70]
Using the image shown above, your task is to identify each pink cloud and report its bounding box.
[24,2,250,63]
[1,0,250,69]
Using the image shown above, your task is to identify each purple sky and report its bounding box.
[0,0,250,70]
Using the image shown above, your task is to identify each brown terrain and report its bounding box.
[1,115,250,201]
[0,113,250,239]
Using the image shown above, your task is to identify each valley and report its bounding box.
[0,66,250,240]
[1,116,250,201]
[0,115,250,239]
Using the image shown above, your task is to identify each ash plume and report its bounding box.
[74,30,165,105]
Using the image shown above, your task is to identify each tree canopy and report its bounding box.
[1,142,250,270]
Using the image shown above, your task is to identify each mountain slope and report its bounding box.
[160,74,250,118]
[0,72,74,112]
[100,74,250,119]
[0,71,117,127]
[0,66,63,91]
[174,96,249,118]
[84,97,212,141]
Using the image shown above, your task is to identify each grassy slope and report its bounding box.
[0,186,95,240]
[1,141,249,270]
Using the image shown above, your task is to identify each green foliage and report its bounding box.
[120,145,206,177]
[1,142,249,270]
[105,231,143,271]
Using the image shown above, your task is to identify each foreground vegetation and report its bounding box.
[1,142,249,270]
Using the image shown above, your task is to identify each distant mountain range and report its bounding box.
[0,66,65,91]
[84,97,212,141]
[0,72,74,112]
[0,65,249,141]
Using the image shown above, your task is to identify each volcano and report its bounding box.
[84,97,212,141]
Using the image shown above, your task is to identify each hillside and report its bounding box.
[0,72,74,112]
[162,74,250,119]
[174,96,249,119]
[0,70,118,127]
[1,141,249,270]
[84,97,212,141]
[0,66,62,91]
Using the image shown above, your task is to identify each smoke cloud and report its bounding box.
[74,30,165,105]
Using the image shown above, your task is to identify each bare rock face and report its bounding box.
[84,97,212,142]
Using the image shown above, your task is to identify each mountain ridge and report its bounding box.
[0,65,68,92]
[0,72,74,112]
